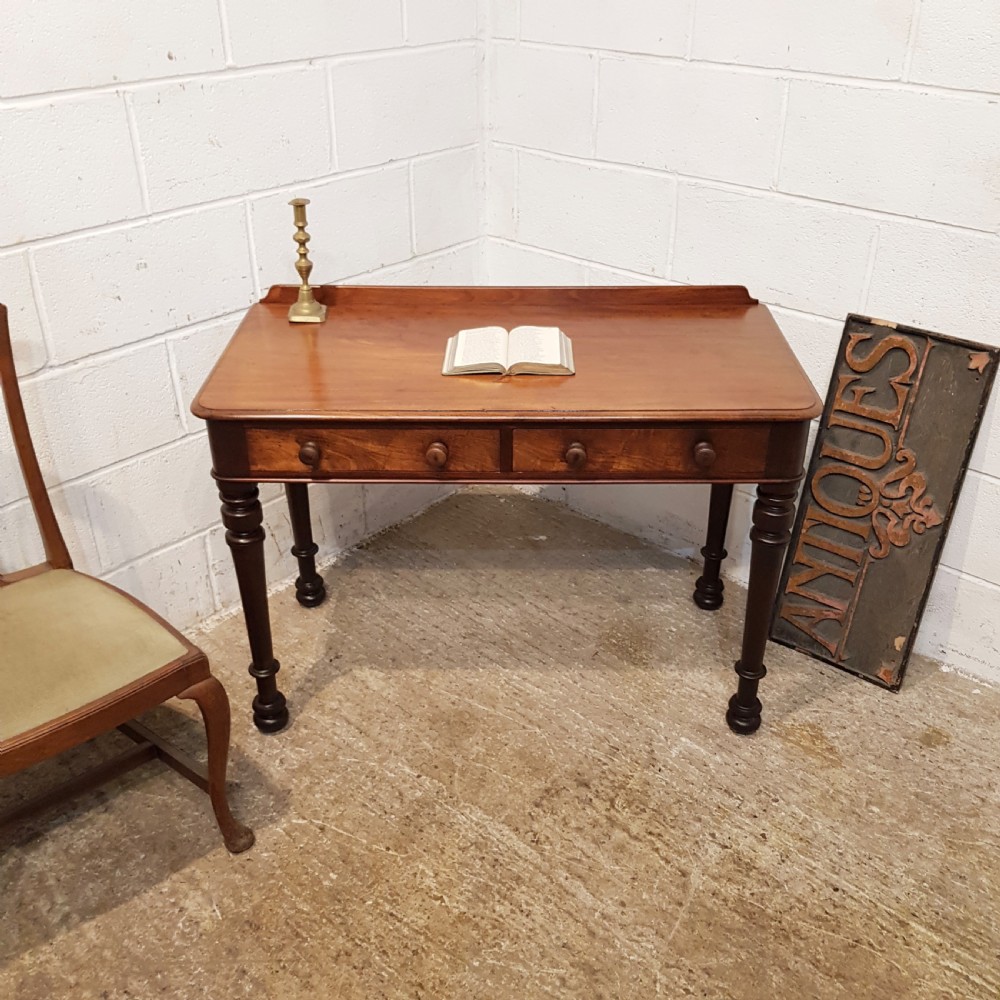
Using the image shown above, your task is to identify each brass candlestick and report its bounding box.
[287,198,326,324]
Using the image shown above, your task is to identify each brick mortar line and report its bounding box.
[215,0,234,68]
[860,226,883,313]
[24,251,56,366]
[929,563,1000,597]
[902,0,925,83]
[242,202,263,301]
[400,0,409,44]
[0,40,479,107]
[325,66,340,174]
[122,92,152,215]
[487,235,668,283]
[494,39,1000,102]
[684,2,698,61]
[476,28,491,248]
[201,532,226,611]
[486,236,850,321]
[664,175,680,279]
[768,304,848,326]
[0,143,482,257]
[407,161,418,256]
[770,79,791,191]
[366,237,480,276]
[491,141,1000,239]
[589,53,600,159]
[164,328,195,435]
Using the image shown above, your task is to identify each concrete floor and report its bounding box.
[2,489,999,999]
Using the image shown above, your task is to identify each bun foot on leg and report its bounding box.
[294,571,326,608]
[250,673,289,734]
[286,484,327,609]
[693,484,733,612]
[694,574,725,611]
[726,690,763,735]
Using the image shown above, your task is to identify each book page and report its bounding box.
[453,326,508,369]
[508,326,563,367]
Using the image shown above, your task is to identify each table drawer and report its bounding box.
[512,426,771,478]
[246,426,501,477]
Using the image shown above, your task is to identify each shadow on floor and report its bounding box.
[0,703,285,965]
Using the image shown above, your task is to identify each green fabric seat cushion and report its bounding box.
[0,570,188,742]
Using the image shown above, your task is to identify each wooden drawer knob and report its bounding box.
[693,441,716,468]
[565,442,587,469]
[425,441,449,469]
[298,441,321,467]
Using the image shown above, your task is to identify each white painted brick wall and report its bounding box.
[0,2,226,96]
[22,343,185,485]
[597,60,786,188]
[0,254,45,373]
[0,96,144,244]
[412,148,481,253]
[490,43,596,156]
[520,0,692,58]
[406,0,479,45]
[223,1,404,66]
[483,0,1000,684]
[517,152,675,274]
[250,168,414,285]
[780,82,1000,231]
[330,47,479,169]
[1,3,481,631]
[131,69,332,211]
[35,207,256,363]
[672,186,879,318]
[909,0,1000,93]
[691,0,915,78]
[4,1,999,685]
[487,2,518,41]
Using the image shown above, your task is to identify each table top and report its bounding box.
[192,285,822,424]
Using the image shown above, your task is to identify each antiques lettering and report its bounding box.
[779,331,941,657]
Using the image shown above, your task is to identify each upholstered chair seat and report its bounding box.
[1,570,189,742]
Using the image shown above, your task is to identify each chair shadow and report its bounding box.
[0,703,287,965]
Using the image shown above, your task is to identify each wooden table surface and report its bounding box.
[193,285,821,424]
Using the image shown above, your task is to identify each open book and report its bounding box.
[442,326,575,376]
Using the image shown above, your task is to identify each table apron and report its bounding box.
[206,420,810,485]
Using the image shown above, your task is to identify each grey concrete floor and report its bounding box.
[2,489,998,999]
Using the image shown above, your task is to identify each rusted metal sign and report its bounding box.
[770,314,998,688]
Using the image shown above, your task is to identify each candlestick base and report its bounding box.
[288,285,327,324]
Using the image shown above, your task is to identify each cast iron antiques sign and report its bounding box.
[771,315,998,688]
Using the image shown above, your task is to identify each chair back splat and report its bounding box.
[0,302,72,578]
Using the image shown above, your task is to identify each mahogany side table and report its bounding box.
[193,285,822,736]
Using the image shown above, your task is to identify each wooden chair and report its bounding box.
[0,303,253,853]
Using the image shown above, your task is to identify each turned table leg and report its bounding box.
[693,483,733,611]
[285,483,326,608]
[219,481,289,733]
[726,482,797,735]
